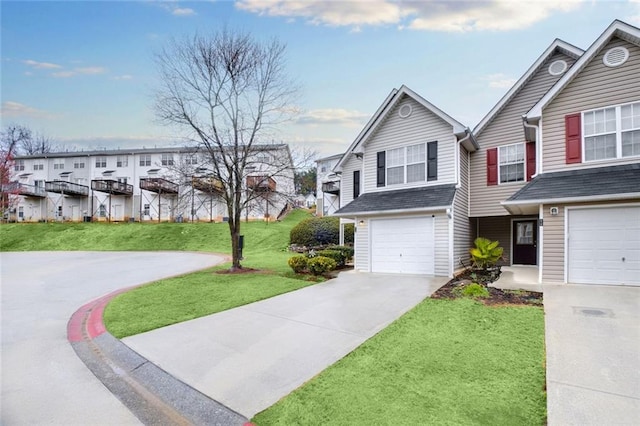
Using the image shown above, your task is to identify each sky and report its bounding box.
[2,0,640,158]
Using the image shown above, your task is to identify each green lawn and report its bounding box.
[252,298,546,426]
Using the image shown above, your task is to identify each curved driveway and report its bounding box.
[1,251,224,425]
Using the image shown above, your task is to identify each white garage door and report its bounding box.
[370,217,435,274]
[568,206,640,286]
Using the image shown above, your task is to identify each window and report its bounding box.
[34,180,44,188]
[140,154,151,166]
[386,147,405,185]
[57,206,63,217]
[33,162,44,171]
[95,156,107,168]
[117,177,128,184]
[14,160,24,171]
[185,155,198,165]
[74,161,85,169]
[516,222,534,245]
[18,206,24,218]
[117,156,128,167]
[54,160,64,170]
[161,153,174,166]
[406,144,426,183]
[143,204,150,216]
[99,204,107,217]
[498,143,525,183]
[583,102,640,161]
[384,143,427,186]
[353,170,360,199]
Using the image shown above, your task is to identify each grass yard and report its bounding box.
[252,298,546,426]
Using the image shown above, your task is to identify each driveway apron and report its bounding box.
[544,284,640,425]
[1,251,224,425]
[123,271,447,418]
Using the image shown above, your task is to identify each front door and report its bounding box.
[512,220,537,265]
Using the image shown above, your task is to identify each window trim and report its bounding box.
[497,142,526,185]
[95,156,107,168]
[384,143,427,187]
[139,154,152,167]
[582,101,640,163]
[161,153,174,166]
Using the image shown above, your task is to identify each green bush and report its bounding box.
[470,237,504,270]
[326,245,354,264]
[453,283,490,299]
[287,255,308,273]
[344,223,354,244]
[307,256,337,276]
[317,249,345,267]
[290,217,340,246]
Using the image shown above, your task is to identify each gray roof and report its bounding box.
[505,163,640,203]
[334,184,456,216]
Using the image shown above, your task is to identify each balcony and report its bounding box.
[322,180,340,195]
[140,177,179,194]
[45,180,90,197]
[192,176,224,194]
[91,179,133,196]
[246,176,276,193]
[6,182,47,198]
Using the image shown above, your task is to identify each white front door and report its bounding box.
[370,217,435,274]
[568,206,640,286]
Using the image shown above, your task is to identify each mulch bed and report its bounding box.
[431,269,543,307]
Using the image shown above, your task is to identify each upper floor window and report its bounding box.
[185,155,198,165]
[583,102,640,161]
[33,162,44,171]
[140,154,151,166]
[117,156,128,167]
[377,141,437,187]
[74,161,85,169]
[95,156,107,168]
[14,160,25,171]
[499,143,525,183]
[54,160,65,170]
[161,153,174,166]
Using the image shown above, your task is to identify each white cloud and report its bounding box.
[628,0,640,25]
[172,7,196,16]
[236,0,584,32]
[483,73,517,89]
[0,101,58,119]
[23,59,62,69]
[51,71,77,78]
[112,74,133,80]
[296,108,369,127]
[51,66,108,78]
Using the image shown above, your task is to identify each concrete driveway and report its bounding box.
[123,270,447,417]
[544,284,640,425]
[1,251,224,425]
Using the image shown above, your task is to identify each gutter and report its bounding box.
[333,204,452,218]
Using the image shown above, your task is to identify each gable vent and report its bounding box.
[398,104,412,118]
[548,60,567,76]
[603,47,629,67]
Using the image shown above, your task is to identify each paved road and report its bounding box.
[1,251,224,425]
[124,271,448,417]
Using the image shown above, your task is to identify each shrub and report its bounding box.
[290,217,340,246]
[343,223,354,244]
[326,245,354,264]
[287,255,308,273]
[317,249,345,267]
[307,256,337,276]
[469,237,504,270]
[453,283,490,299]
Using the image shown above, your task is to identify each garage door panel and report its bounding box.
[371,217,434,275]
[568,206,640,286]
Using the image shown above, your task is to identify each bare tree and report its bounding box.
[0,126,24,218]
[154,30,299,269]
[21,131,56,155]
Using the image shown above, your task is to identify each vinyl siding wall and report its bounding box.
[354,217,369,271]
[363,95,456,194]
[339,155,362,208]
[476,216,512,265]
[453,147,472,269]
[434,213,451,276]
[470,52,577,217]
[542,38,640,172]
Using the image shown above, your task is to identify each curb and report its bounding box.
[67,288,248,426]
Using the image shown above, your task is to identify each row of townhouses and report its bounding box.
[5,144,295,223]
[317,20,639,286]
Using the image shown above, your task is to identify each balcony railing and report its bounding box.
[246,176,276,192]
[140,177,179,194]
[45,180,90,197]
[192,176,224,194]
[91,179,133,196]
[4,182,47,198]
[322,180,340,195]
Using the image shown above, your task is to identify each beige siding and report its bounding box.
[339,155,362,208]
[363,95,456,194]
[354,217,370,271]
[453,147,472,269]
[543,38,640,172]
[434,213,450,276]
[470,52,577,216]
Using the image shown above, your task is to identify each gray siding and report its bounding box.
[354,217,369,271]
[476,216,512,265]
[434,213,450,276]
[543,38,640,172]
[339,155,362,208]
[470,52,577,217]
[453,147,472,270]
[363,95,456,194]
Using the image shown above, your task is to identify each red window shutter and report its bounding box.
[526,142,536,181]
[486,148,498,186]
[565,113,582,164]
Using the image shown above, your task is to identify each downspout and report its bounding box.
[522,116,541,177]
[455,129,473,188]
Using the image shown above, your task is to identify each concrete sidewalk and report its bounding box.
[124,270,447,417]
[544,284,640,425]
